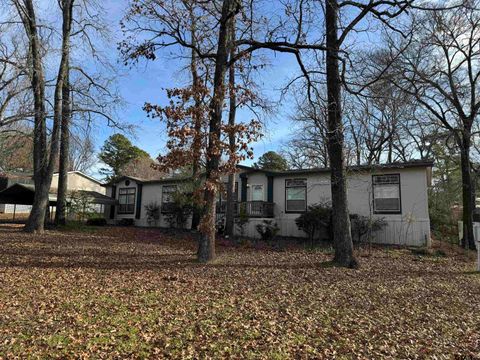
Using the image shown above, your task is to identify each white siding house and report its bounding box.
[104,160,433,246]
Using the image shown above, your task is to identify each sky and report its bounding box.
[28,0,388,177]
[86,0,302,173]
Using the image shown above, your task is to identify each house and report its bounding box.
[0,171,109,215]
[104,160,433,246]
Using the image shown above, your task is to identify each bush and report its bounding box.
[163,191,194,229]
[350,214,387,243]
[86,218,107,226]
[295,203,387,246]
[235,203,250,238]
[295,202,332,246]
[145,202,160,226]
[119,218,135,226]
[67,191,98,221]
[255,220,280,243]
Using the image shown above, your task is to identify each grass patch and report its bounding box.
[57,221,98,233]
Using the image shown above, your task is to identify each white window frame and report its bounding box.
[285,178,307,213]
[250,184,264,201]
[372,174,401,214]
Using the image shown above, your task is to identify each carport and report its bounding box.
[0,183,116,221]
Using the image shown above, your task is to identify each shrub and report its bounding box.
[145,202,160,226]
[350,214,387,243]
[216,215,226,235]
[163,191,193,229]
[119,218,134,226]
[295,202,332,246]
[235,203,250,238]
[86,218,107,226]
[67,191,98,221]
[295,203,387,246]
[255,220,280,243]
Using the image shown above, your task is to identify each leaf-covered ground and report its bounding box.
[0,224,479,359]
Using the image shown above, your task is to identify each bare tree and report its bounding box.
[387,2,480,249]
[68,129,97,173]
[11,0,61,232]
[55,0,74,225]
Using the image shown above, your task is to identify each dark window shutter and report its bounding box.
[135,184,143,219]
[240,176,247,202]
[109,185,116,219]
[267,176,274,203]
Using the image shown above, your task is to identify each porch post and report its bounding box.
[240,175,247,202]
[267,176,274,203]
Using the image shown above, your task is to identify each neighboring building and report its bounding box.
[104,160,433,246]
[0,172,34,213]
[0,171,106,214]
[51,171,105,194]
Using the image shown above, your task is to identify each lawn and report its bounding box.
[0,224,479,359]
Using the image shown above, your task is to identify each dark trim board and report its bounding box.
[240,176,247,202]
[267,176,274,203]
[109,186,116,219]
[135,184,143,219]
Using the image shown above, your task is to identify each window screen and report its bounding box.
[162,185,177,204]
[285,179,307,212]
[373,174,401,213]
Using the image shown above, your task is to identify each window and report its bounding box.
[161,185,177,212]
[162,185,177,204]
[372,174,401,213]
[285,179,307,212]
[251,184,264,201]
[118,188,136,214]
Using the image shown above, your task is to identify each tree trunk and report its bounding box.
[55,61,71,226]
[460,135,476,250]
[20,0,48,233]
[189,12,202,231]
[225,16,237,238]
[197,0,239,262]
[25,0,74,233]
[325,0,357,268]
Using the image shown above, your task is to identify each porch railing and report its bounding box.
[216,201,275,218]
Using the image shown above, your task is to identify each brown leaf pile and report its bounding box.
[0,224,478,359]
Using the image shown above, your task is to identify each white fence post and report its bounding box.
[474,224,480,272]
[459,221,480,271]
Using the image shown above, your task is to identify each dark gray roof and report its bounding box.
[0,183,57,205]
[76,190,117,205]
[239,160,434,176]
[107,175,192,186]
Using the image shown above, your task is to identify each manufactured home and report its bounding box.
[104,160,433,246]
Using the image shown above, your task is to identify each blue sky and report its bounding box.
[91,0,301,169]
